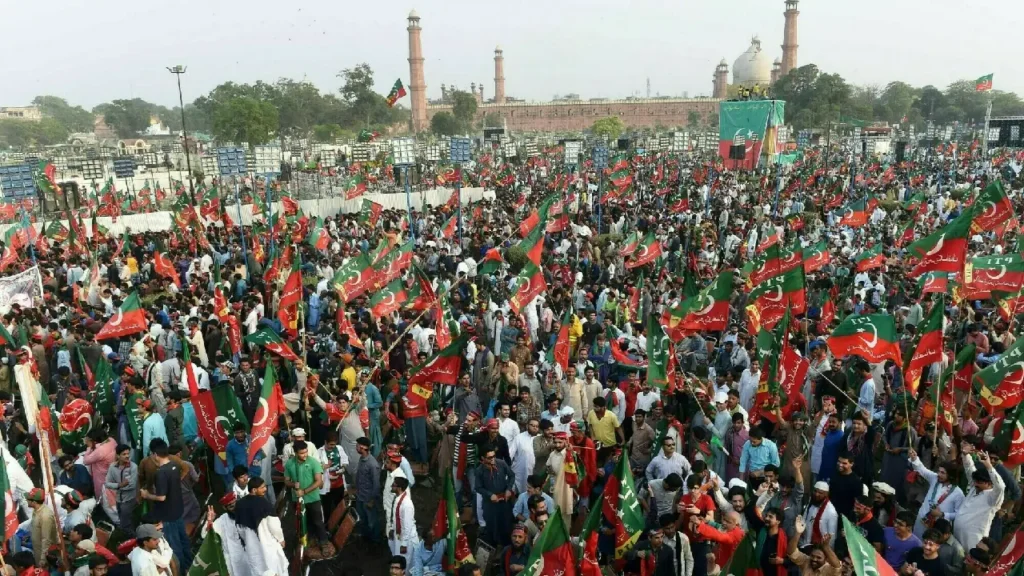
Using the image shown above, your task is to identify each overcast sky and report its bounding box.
[1,0,1017,110]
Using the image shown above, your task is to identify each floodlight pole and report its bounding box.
[402,165,415,241]
[167,65,197,205]
[455,164,463,245]
[233,177,249,280]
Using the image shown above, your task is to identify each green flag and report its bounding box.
[188,531,231,576]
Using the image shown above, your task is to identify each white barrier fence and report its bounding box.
[0,187,493,237]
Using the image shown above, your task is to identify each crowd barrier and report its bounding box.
[0,188,494,237]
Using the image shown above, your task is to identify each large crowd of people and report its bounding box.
[1,142,1023,576]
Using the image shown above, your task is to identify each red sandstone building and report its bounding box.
[406,2,799,133]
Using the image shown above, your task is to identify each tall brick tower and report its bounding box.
[713,59,729,99]
[494,46,506,104]
[407,10,427,132]
[781,0,799,76]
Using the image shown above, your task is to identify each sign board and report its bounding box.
[0,266,44,314]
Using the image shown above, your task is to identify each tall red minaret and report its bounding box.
[781,0,799,76]
[407,10,427,132]
[713,60,729,99]
[494,46,506,104]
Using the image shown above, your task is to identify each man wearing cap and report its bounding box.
[62,490,97,534]
[129,525,173,576]
[282,427,321,466]
[382,450,407,522]
[570,421,598,509]
[776,410,812,482]
[27,488,57,568]
[482,418,512,464]
[201,493,248,576]
[140,400,167,459]
[800,481,838,548]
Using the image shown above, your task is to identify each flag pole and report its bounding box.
[39,428,71,571]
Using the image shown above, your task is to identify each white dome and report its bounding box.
[732,36,772,87]
[408,9,419,19]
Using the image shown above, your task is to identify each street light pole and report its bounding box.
[167,65,197,204]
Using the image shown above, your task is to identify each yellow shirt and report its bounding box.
[127,256,139,275]
[586,410,620,446]
[341,366,357,391]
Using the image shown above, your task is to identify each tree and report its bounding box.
[337,64,404,130]
[914,85,944,120]
[0,118,68,147]
[93,99,153,137]
[687,111,701,128]
[451,91,478,129]
[430,112,460,136]
[876,82,918,123]
[31,96,94,133]
[312,124,344,142]
[212,97,279,146]
[591,116,625,141]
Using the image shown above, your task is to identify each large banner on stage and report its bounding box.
[0,266,44,314]
[718,100,786,170]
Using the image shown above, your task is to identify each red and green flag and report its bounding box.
[904,297,945,395]
[821,297,836,327]
[995,288,1024,323]
[976,73,994,92]
[625,231,662,269]
[331,252,377,303]
[372,239,414,289]
[976,335,1024,412]
[965,253,1024,300]
[369,279,409,319]
[827,313,902,365]
[919,272,951,297]
[518,224,545,267]
[0,444,18,548]
[478,247,504,276]
[969,181,1013,234]
[803,241,830,273]
[345,174,368,200]
[153,251,181,287]
[600,454,645,559]
[647,313,675,391]
[440,213,458,239]
[748,266,806,331]
[839,198,869,227]
[896,219,916,248]
[88,352,116,420]
[721,534,760,576]
[385,79,408,107]
[248,360,285,462]
[95,292,147,340]
[277,256,302,336]
[618,231,640,257]
[244,326,300,362]
[661,269,734,339]
[357,198,382,227]
[408,333,468,388]
[855,244,885,272]
[520,504,577,576]
[906,212,972,278]
[547,309,572,373]
[843,516,899,576]
[510,261,547,315]
[747,244,783,289]
[432,471,475,571]
[306,216,331,250]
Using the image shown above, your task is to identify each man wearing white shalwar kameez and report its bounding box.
[201,493,251,576]
[954,450,1004,551]
[508,422,539,493]
[387,475,418,568]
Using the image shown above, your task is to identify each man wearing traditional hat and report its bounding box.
[496,524,531,576]
[201,492,249,576]
[569,421,598,509]
[27,488,58,568]
[800,481,838,548]
[483,418,511,464]
[61,490,97,534]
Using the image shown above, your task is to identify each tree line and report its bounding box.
[0,64,407,149]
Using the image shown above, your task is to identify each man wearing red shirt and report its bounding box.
[693,510,745,574]
[677,474,716,576]
[569,422,598,510]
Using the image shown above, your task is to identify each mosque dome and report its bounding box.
[732,36,772,87]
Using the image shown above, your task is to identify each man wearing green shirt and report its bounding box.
[284,441,328,548]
